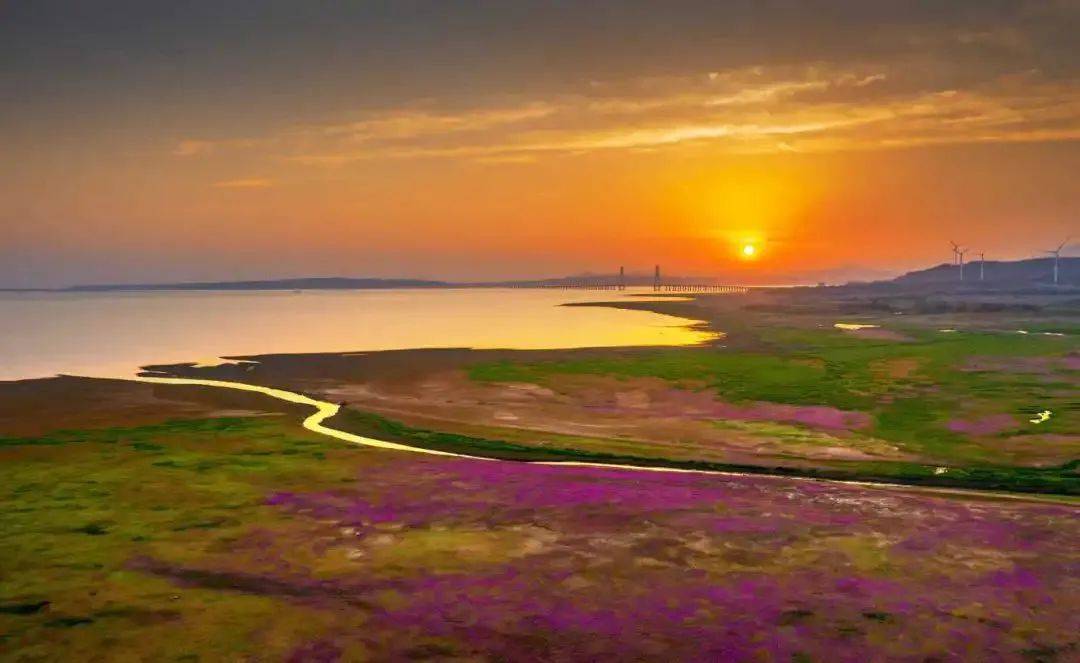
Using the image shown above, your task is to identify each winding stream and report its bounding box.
[134,376,1065,504]
[136,376,482,459]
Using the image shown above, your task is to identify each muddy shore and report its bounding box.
[3,288,1075,494]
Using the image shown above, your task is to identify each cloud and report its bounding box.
[173,139,215,157]
[187,63,1080,167]
[213,178,274,189]
[173,137,269,157]
[316,104,556,142]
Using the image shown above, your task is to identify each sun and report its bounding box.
[741,243,757,259]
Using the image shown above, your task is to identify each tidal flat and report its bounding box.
[1,288,1077,660]
[155,290,1079,494]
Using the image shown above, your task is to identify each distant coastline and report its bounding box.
[63,277,450,292]
[2,256,1076,292]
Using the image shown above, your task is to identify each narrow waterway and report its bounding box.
[134,376,1066,504]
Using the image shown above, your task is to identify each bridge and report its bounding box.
[652,283,748,293]
[507,266,749,293]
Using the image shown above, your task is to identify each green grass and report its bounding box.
[468,327,1078,464]
[0,416,375,659]
[2,408,1075,659]
[0,416,360,580]
[331,409,1079,495]
[0,417,263,448]
[471,352,844,405]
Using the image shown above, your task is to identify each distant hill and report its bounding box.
[40,257,1078,292]
[66,277,449,292]
[892,257,1078,288]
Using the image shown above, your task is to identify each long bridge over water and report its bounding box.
[509,266,749,294]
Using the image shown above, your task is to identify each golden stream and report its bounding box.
[133,376,1068,504]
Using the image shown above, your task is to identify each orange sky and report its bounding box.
[2,2,1078,286]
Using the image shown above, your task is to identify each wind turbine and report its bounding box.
[1044,237,1071,285]
[957,247,968,281]
[949,241,961,265]
[977,251,985,281]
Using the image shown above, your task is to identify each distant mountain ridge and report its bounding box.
[891,257,1078,288]
[21,257,1078,292]
[66,277,449,292]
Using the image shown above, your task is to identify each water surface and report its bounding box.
[0,288,712,381]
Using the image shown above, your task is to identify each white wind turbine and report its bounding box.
[957,247,968,281]
[976,251,986,281]
[949,240,961,265]
[1044,237,1071,285]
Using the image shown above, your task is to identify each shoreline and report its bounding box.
[129,289,1077,498]
[3,289,1076,499]
[0,288,715,383]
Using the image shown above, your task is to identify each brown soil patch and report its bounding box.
[963,355,1076,376]
[873,358,921,379]
[0,376,296,437]
[317,371,899,464]
[947,414,1020,436]
[987,434,1080,467]
[840,327,913,341]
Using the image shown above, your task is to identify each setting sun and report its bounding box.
[2,4,1078,660]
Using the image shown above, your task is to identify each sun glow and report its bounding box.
[741,243,757,259]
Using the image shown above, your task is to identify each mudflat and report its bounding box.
[143,289,1079,494]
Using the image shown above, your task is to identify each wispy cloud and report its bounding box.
[182,64,1080,166]
[317,104,556,142]
[213,178,274,189]
[173,139,216,157]
[173,137,269,158]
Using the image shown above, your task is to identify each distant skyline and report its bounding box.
[2,1,1078,287]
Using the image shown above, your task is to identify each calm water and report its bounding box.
[0,288,713,381]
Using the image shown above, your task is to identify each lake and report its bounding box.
[0,288,713,381]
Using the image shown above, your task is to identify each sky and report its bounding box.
[2,1,1078,287]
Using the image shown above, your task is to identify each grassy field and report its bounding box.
[0,416,375,660]
[3,297,1075,658]
[470,325,1076,450]
[128,296,1075,494]
[2,411,1077,660]
[331,408,1079,495]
